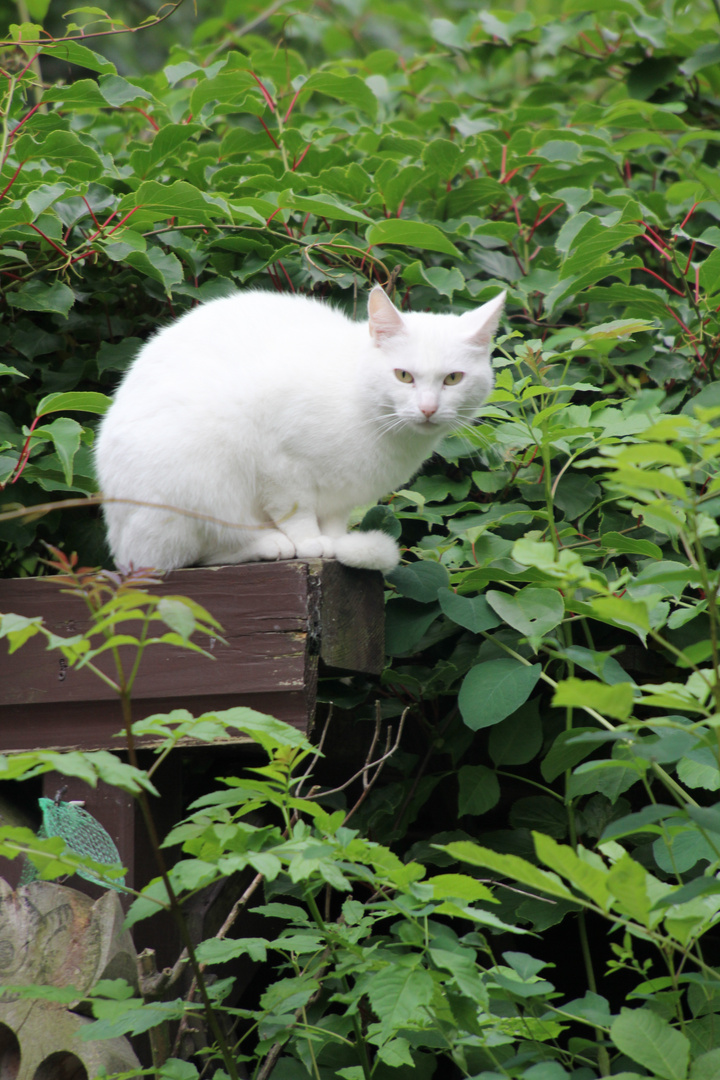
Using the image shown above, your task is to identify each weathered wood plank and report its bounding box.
[0,559,385,751]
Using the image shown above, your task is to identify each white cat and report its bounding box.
[95,286,504,574]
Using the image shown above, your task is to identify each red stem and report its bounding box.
[0,159,25,199]
[639,266,684,296]
[86,208,119,243]
[683,240,697,275]
[81,195,101,229]
[277,260,295,292]
[5,415,42,488]
[250,72,275,112]
[291,143,311,172]
[258,116,279,149]
[528,202,562,239]
[8,101,41,145]
[27,222,67,257]
[643,233,671,260]
[283,87,302,123]
[680,202,699,230]
[133,107,159,131]
[106,206,140,235]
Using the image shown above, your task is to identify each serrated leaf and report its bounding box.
[8,281,75,318]
[611,1008,690,1080]
[442,840,575,902]
[363,965,434,1040]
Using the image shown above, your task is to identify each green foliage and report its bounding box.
[4,0,720,1076]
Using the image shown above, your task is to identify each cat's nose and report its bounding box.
[420,403,437,417]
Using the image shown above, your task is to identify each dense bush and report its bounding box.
[3,0,720,1076]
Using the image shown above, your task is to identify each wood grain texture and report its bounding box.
[0,559,385,751]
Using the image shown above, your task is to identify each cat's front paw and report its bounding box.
[294,536,335,559]
[254,530,296,561]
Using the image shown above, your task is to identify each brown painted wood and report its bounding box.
[0,559,385,751]
[0,559,384,920]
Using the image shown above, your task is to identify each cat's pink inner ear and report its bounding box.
[461,290,506,348]
[368,286,406,344]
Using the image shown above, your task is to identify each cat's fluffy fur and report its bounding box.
[95,286,504,574]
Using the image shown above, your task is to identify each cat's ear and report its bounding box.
[368,286,406,345]
[460,290,506,348]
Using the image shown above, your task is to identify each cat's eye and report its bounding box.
[443,371,464,386]
[394,369,414,384]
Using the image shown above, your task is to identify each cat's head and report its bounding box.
[366,286,504,433]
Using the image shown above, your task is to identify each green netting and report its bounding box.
[19,797,125,892]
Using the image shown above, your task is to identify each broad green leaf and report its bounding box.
[437,588,503,633]
[533,834,609,909]
[606,852,652,925]
[459,660,542,730]
[42,38,116,75]
[363,965,434,1041]
[13,130,103,181]
[277,190,370,224]
[366,219,460,256]
[486,587,564,641]
[301,72,378,118]
[489,698,543,766]
[552,678,635,721]
[458,764,500,816]
[31,417,82,485]
[442,841,575,902]
[386,561,449,603]
[584,596,650,644]
[611,1008,690,1080]
[8,281,75,318]
[36,392,111,417]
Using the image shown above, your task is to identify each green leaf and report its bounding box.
[459,660,542,730]
[158,597,196,640]
[36,391,111,417]
[584,596,650,644]
[277,190,370,224]
[301,71,378,118]
[458,764,500,816]
[552,678,635,721]
[437,588,503,633]
[485,587,564,641]
[610,1008,690,1080]
[366,219,460,256]
[442,840,575,902]
[600,532,663,558]
[8,281,75,318]
[41,38,116,75]
[489,698,543,766]
[125,247,184,293]
[118,180,229,227]
[13,129,103,181]
[363,964,435,1041]
[32,417,82,485]
[533,833,609,909]
[386,561,449,603]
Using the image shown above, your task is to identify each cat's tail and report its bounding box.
[334,530,400,574]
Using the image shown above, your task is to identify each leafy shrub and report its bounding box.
[3,0,720,1076]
